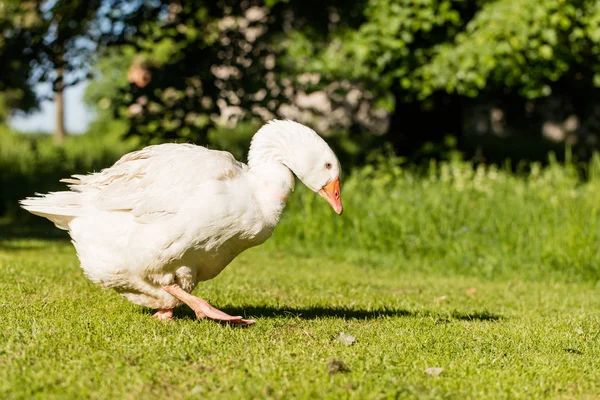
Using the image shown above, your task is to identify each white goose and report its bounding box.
[20,120,343,325]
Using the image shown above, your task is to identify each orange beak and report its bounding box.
[319,176,343,215]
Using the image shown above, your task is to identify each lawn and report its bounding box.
[3,151,600,399]
[1,234,600,399]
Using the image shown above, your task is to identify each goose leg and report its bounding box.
[162,284,255,325]
[153,308,173,320]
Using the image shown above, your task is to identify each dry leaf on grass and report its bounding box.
[334,332,356,346]
[424,367,444,377]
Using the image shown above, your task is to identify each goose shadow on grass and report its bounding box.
[156,304,501,322]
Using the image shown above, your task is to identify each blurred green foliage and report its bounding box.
[290,0,600,99]
[0,124,137,218]
[274,147,600,281]
[3,126,600,282]
[2,0,600,161]
[0,0,45,115]
[67,0,600,159]
[420,0,600,99]
[285,0,468,100]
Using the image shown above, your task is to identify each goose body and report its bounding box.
[20,120,343,324]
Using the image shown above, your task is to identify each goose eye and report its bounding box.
[325,162,332,170]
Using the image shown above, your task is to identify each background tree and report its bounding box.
[0,0,45,120]
[34,0,102,143]
[87,0,373,148]
[279,0,480,156]
[82,0,600,162]
[282,0,600,159]
[89,1,281,145]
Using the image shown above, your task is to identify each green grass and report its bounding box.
[274,152,600,283]
[0,124,138,217]
[3,133,600,398]
[2,236,600,399]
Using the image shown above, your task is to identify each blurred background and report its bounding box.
[2,0,600,254]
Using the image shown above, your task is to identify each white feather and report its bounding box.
[19,120,341,309]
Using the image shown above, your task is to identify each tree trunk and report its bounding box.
[54,66,66,144]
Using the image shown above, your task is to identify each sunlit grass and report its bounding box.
[3,141,600,398]
[273,153,600,282]
[1,238,600,399]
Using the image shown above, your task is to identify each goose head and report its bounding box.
[248,120,343,215]
[288,138,343,215]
